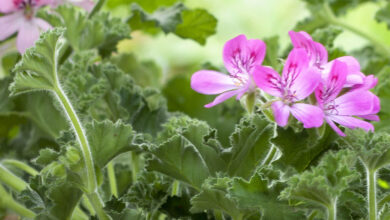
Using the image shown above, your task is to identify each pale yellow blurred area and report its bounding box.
[118,0,390,77]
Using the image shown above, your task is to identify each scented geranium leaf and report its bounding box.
[224,115,274,179]
[34,148,61,166]
[229,166,304,219]
[262,36,281,71]
[271,126,338,172]
[1,52,20,75]
[147,116,225,189]
[110,53,163,88]
[302,0,375,16]
[339,130,390,171]
[107,0,180,12]
[128,3,184,33]
[311,26,342,48]
[9,28,66,95]
[174,9,217,45]
[280,150,359,217]
[19,175,83,220]
[373,66,390,130]
[190,177,246,219]
[86,120,140,168]
[162,75,243,146]
[375,2,390,29]
[125,171,171,213]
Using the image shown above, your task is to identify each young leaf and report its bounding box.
[86,120,140,168]
[10,29,66,95]
[174,9,217,45]
[225,114,275,179]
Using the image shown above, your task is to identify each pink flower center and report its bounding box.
[14,0,37,20]
[324,101,339,115]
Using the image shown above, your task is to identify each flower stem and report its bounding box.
[89,0,107,18]
[87,192,110,220]
[322,3,390,58]
[131,152,139,182]
[327,200,337,220]
[107,162,118,197]
[213,210,224,220]
[367,168,377,220]
[0,184,36,218]
[2,159,38,176]
[171,180,180,196]
[0,164,27,193]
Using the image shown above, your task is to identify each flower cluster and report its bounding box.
[0,0,94,53]
[191,31,380,136]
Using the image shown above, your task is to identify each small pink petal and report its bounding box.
[359,115,380,121]
[271,101,290,126]
[252,65,283,97]
[351,75,378,91]
[223,34,266,74]
[34,18,52,31]
[0,0,19,13]
[282,48,311,92]
[289,65,321,101]
[328,115,374,132]
[334,91,379,116]
[204,89,242,108]
[325,117,345,136]
[191,70,238,95]
[289,31,328,68]
[290,103,324,128]
[35,0,53,6]
[16,19,41,53]
[70,0,95,11]
[0,11,24,41]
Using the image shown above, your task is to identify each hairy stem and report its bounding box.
[171,180,180,196]
[322,3,390,58]
[2,159,38,176]
[0,164,27,192]
[87,192,110,220]
[367,168,377,220]
[88,0,107,18]
[327,199,337,220]
[0,184,36,218]
[131,152,140,182]
[107,162,118,197]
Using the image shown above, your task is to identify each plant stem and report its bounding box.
[54,86,97,194]
[88,0,107,18]
[2,159,38,176]
[213,210,224,220]
[262,146,277,165]
[0,164,27,193]
[367,168,377,220]
[107,162,118,197]
[87,192,110,220]
[131,152,139,182]
[322,3,390,58]
[327,200,337,220]
[0,184,36,218]
[171,180,180,196]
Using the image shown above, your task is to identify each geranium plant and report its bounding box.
[0,0,390,219]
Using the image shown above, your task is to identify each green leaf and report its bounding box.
[86,120,139,168]
[280,150,359,216]
[147,116,225,189]
[10,28,66,95]
[262,36,281,72]
[311,26,343,49]
[271,126,339,172]
[107,0,180,12]
[110,53,162,88]
[376,2,390,29]
[339,130,390,171]
[174,9,217,45]
[225,115,274,179]
[190,177,246,219]
[229,167,304,219]
[129,3,184,33]
[1,52,20,75]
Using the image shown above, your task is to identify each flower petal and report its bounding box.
[334,91,379,116]
[290,103,324,128]
[271,101,290,126]
[223,34,266,74]
[0,0,19,13]
[0,12,24,41]
[324,56,364,86]
[16,19,41,53]
[351,75,378,91]
[328,115,374,132]
[35,0,53,6]
[315,60,348,104]
[325,117,345,136]
[191,70,238,95]
[204,89,242,108]
[289,30,328,68]
[252,65,283,97]
[359,115,380,121]
[69,0,95,11]
[288,64,321,100]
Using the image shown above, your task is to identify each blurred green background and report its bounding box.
[116,0,390,80]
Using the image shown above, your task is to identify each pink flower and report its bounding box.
[191,34,266,108]
[253,48,324,128]
[0,0,53,53]
[289,31,375,88]
[315,60,380,136]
